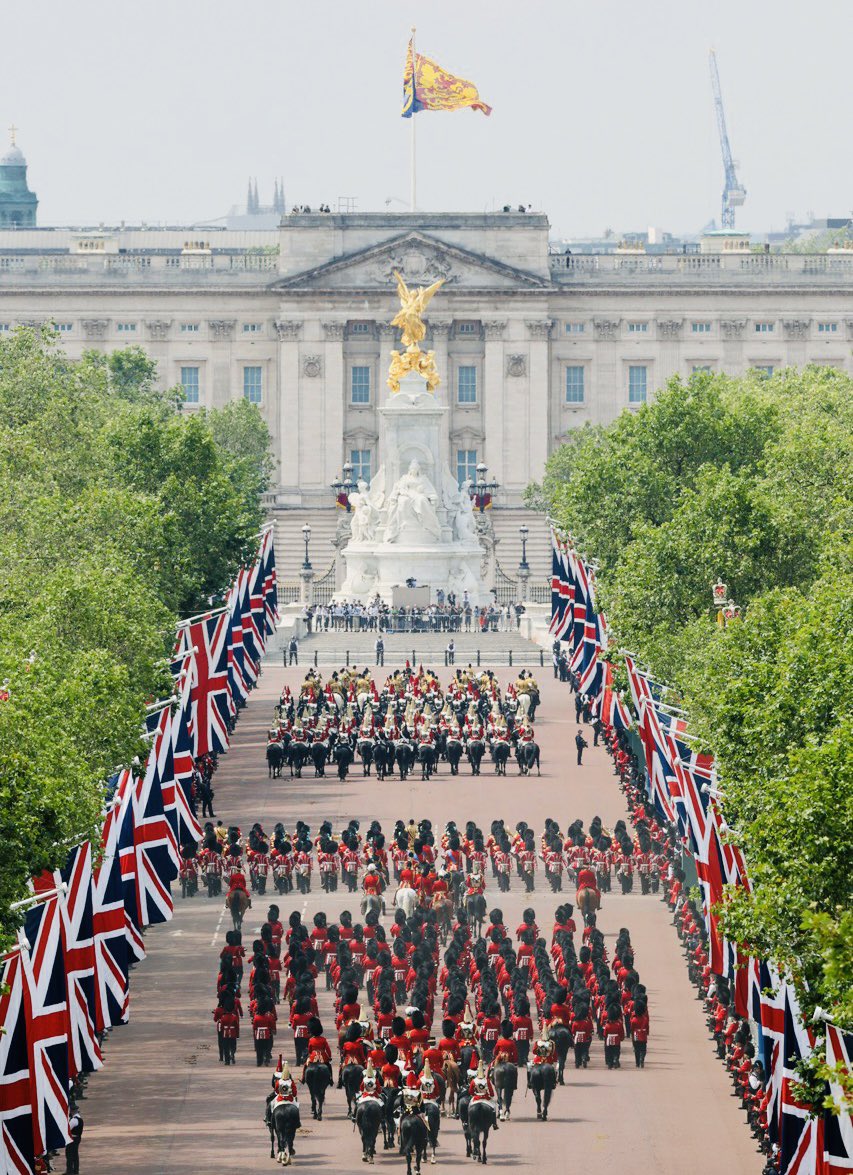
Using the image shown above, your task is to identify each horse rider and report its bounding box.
[575,860,601,910]
[465,869,485,898]
[531,1030,557,1069]
[468,1060,499,1129]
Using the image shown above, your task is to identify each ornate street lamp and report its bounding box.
[301,523,312,570]
[518,525,530,572]
[467,462,499,512]
[331,460,356,511]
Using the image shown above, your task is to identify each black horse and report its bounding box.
[304,1061,331,1120]
[445,737,463,775]
[467,738,485,776]
[266,741,284,778]
[491,741,510,776]
[268,1100,300,1166]
[528,1061,556,1120]
[288,741,309,778]
[333,741,354,781]
[467,1098,497,1163]
[549,1024,571,1084]
[394,739,415,781]
[417,742,438,781]
[493,1060,517,1120]
[358,737,375,776]
[342,1062,364,1119]
[516,740,541,776]
[400,1112,429,1175]
[373,739,393,780]
[465,892,486,938]
[310,740,328,777]
[356,1095,383,1164]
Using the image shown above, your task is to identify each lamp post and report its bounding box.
[299,523,314,606]
[517,524,530,602]
[467,462,499,513]
[712,578,740,626]
[331,461,356,511]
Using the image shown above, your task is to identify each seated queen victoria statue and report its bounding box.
[384,460,442,544]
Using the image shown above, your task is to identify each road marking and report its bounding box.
[210,906,226,947]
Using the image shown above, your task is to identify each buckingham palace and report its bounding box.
[2,202,852,589]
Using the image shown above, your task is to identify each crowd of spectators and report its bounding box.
[303,596,525,635]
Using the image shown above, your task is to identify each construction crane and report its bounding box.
[709,50,746,228]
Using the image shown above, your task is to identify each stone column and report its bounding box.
[720,319,747,376]
[208,320,236,411]
[322,321,346,487]
[377,325,397,469]
[656,319,683,389]
[592,318,622,424]
[483,320,507,483]
[275,320,302,499]
[525,320,553,487]
[783,318,811,367]
[429,319,452,469]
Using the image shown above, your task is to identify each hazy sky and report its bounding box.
[3,0,851,238]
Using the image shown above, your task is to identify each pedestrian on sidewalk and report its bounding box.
[65,1107,84,1174]
[200,778,215,818]
[375,635,385,667]
[446,639,455,666]
[575,729,588,766]
[288,635,299,665]
[592,717,602,747]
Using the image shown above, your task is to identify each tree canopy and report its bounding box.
[0,329,272,948]
[536,366,853,1030]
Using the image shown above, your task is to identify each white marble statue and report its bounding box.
[385,460,442,544]
[441,470,477,543]
[349,479,380,542]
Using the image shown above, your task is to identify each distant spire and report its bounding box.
[8,124,18,147]
[246,177,254,215]
[277,177,286,214]
[273,179,279,210]
[253,178,259,214]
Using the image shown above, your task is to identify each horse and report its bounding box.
[528,1061,556,1120]
[467,738,485,776]
[310,740,328,778]
[355,1095,384,1164]
[467,1097,497,1163]
[360,892,383,920]
[516,740,541,776]
[400,1111,429,1175]
[445,737,463,775]
[303,1061,331,1120]
[373,740,392,780]
[288,741,309,779]
[491,741,510,776]
[269,1100,300,1166]
[442,1058,460,1116]
[394,739,415,781]
[417,742,438,781]
[342,1062,364,1119]
[266,741,284,778]
[576,886,601,927]
[549,1024,572,1084]
[465,892,486,939]
[333,741,354,781]
[358,737,375,776]
[493,1061,517,1120]
[225,887,251,932]
[422,1100,441,1164]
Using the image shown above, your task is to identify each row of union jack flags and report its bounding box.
[0,528,278,1173]
[549,525,851,1172]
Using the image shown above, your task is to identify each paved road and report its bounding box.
[82,665,762,1174]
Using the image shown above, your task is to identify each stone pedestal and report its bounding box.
[338,371,489,605]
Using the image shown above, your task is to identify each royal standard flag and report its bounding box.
[402,38,492,118]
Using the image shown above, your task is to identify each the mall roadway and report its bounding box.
[81,663,762,1175]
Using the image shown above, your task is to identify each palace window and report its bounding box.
[692,365,712,374]
[628,365,647,403]
[565,322,585,334]
[242,322,262,334]
[350,322,371,335]
[350,449,372,484]
[117,322,137,333]
[754,322,774,333]
[181,366,200,403]
[54,322,73,333]
[627,322,648,334]
[0,323,9,332]
[817,322,838,333]
[457,365,477,404]
[243,365,262,403]
[457,449,478,488]
[351,366,371,404]
[180,322,200,333]
[754,365,774,377]
[457,322,478,335]
[565,366,585,403]
[691,321,712,333]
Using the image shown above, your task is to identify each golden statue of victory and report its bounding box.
[387,271,445,394]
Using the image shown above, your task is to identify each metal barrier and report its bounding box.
[282,647,546,668]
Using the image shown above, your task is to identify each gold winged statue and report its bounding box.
[387,271,445,394]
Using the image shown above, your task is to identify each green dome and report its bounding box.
[0,137,37,227]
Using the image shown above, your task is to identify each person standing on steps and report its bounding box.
[575,728,588,766]
[446,639,455,666]
[375,634,385,667]
[288,635,299,666]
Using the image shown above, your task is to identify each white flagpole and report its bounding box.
[410,27,417,211]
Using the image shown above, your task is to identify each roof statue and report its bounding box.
[387,270,444,394]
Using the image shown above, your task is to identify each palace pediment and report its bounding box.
[272,232,550,292]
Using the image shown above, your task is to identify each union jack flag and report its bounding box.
[241,565,263,682]
[134,715,180,926]
[178,612,231,757]
[226,573,251,706]
[598,660,632,730]
[20,896,71,1156]
[625,658,677,823]
[757,961,786,1147]
[261,527,279,636]
[824,1020,853,1171]
[92,800,129,1030]
[113,770,146,964]
[170,671,203,848]
[0,950,34,1175]
[248,553,268,660]
[548,532,573,641]
[779,982,824,1175]
[34,847,102,1078]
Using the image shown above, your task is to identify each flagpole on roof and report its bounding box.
[410,27,417,211]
